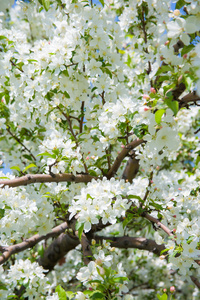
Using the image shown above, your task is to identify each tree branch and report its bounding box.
[95,236,165,256]
[77,232,93,265]
[0,173,99,188]
[107,138,144,179]
[38,232,79,270]
[142,211,173,237]
[7,126,36,161]
[0,222,68,265]
[56,105,88,173]
[122,150,139,183]
[179,92,200,108]
[191,276,200,289]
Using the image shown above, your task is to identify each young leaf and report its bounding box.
[55,285,67,300]
[37,152,56,159]
[156,293,168,300]
[90,291,105,299]
[78,223,84,241]
[99,0,104,7]
[23,163,37,173]
[175,0,186,9]
[10,166,21,172]
[155,109,165,124]
[65,291,74,300]
[42,0,50,11]
[165,98,179,116]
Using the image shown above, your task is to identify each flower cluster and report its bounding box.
[0,172,55,242]
[69,178,132,232]
[0,259,58,299]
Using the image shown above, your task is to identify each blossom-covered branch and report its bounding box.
[0,222,68,265]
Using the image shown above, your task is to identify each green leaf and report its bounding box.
[112,276,128,283]
[52,148,60,156]
[196,155,200,166]
[62,69,69,77]
[65,291,74,300]
[98,0,104,7]
[23,163,37,173]
[78,223,84,241]
[181,44,195,56]
[155,109,165,124]
[0,209,5,219]
[126,54,131,67]
[0,36,7,40]
[42,0,50,11]
[0,282,7,290]
[103,67,112,79]
[164,98,179,116]
[55,285,67,300]
[37,152,56,159]
[183,74,193,90]
[64,91,70,98]
[127,194,143,202]
[118,49,125,54]
[10,166,21,172]
[156,293,168,300]
[27,59,38,63]
[157,75,170,83]
[90,291,105,299]
[156,65,173,76]
[176,0,186,9]
[37,244,45,258]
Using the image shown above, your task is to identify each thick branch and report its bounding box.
[95,236,165,256]
[0,222,68,265]
[0,173,99,188]
[38,232,79,270]
[173,40,184,53]
[179,92,200,108]
[191,276,200,289]
[167,82,186,101]
[107,139,144,179]
[39,232,166,270]
[77,232,93,265]
[122,151,139,183]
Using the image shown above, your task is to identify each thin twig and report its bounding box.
[105,147,111,170]
[80,101,85,134]
[76,232,93,265]
[140,171,153,207]
[7,127,36,161]
[56,105,88,173]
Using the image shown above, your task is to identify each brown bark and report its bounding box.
[122,151,139,183]
[38,233,79,270]
[0,222,68,265]
[107,138,144,179]
[95,236,165,256]
[0,173,99,188]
